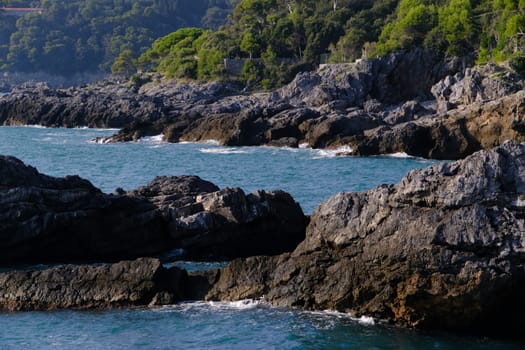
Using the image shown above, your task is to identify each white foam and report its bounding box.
[357,315,375,325]
[139,134,164,143]
[199,147,251,154]
[385,152,413,159]
[312,145,353,159]
[89,137,110,144]
[308,309,376,326]
[208,299,262,310]
[298,143,310,149]
[158,299,263,312]
[179,139,221,145]
[19,124,49,129]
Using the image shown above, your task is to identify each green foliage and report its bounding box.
[111,49,136,76]
[240,32,260,59]
[437,0,475,56]
[376,0,437,55]
[0,0,238,75]
[241,59,262,86]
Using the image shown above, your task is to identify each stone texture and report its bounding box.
[0,258,187,311]
[206,142,525,336]
[0,156,306,263]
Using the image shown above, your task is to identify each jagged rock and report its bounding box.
[0,156,306,263]
[6,52,525,160]
[131,178,308,259]
[0,258,189,311]
[431,64,523,113]
[382,100,434,125]
[301,112,384,148]
[0,50,463,158]
[206,142,525,336]
[275,49,460,107]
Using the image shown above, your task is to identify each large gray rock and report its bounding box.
[206,142,525,336]
[276,49,460,107]
[431,64,523,113]
[0,156,307,263]
[131,178,307,259]
[0,156,170,263]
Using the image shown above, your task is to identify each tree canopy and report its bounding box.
[0,0,238,75]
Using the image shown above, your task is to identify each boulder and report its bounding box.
[206,142,525,336]
[130,178,307,259]
[431,64,523,113]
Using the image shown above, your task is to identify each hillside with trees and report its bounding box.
[135,0,525,88]
[0,0,238,76]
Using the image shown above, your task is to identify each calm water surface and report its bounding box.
[0,126,521,349]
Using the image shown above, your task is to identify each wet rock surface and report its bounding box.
[0,156,306,263]
[205,142,525,336]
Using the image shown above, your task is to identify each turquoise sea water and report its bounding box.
[0,126,522,349]
[0,126,435,213]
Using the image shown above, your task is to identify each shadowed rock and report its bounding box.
[0,156,306,263]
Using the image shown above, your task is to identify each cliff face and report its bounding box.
[206,141,525,336]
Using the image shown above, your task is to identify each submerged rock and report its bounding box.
[206,142,525,336]
[0,156,306,263]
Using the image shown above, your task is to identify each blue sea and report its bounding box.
[0,126,522,349]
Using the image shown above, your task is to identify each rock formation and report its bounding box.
[128,176,307,259]
[0,258,187,311]
[1,51,525,160]
[205,141,525,336]
[0,156,306,263]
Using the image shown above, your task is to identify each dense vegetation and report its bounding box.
[137,0,400,87]
[136,0,525,88]
[2,0,525,86]
[0,0,237,75]
[375,0,525,73]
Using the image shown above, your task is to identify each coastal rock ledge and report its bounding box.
[206,141,525,336]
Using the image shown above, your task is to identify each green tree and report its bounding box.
[438,0,475,56]
[240,32,260,58]
[111,49,136,76]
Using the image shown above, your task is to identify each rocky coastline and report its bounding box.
[2,50,525,339]
[2,50,524,160]
[1,142,525,338]
[204,141,525,337]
